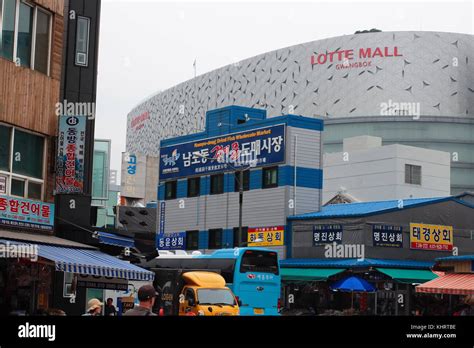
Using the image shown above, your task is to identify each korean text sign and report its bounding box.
[0,194,54,231]
[159,124,285,180]
[410,223,453,251]
[372,224,403,248]
[56,115,86,194]
[248,226,284,247]
[157,232,186,250]
[313,224,343,245]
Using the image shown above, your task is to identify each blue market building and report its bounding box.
[156,105,324,258]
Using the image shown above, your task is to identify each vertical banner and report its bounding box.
[56,115,87,194]
[120,152,147,199]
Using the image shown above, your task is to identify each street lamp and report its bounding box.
[194,151,256,247]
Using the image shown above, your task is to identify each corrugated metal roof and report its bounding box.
[288,196,453,220]
[280,258,434,269]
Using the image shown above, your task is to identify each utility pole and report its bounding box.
[238,168,243,247]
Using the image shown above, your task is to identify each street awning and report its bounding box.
[415,273,474,295]
[0,238,154,281]
[97,231,134,248]
[281,268,345,281]
[376,268,438,284]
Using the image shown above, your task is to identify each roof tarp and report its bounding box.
[281,268,345,281]
[376,268,438,284]
[415,273,474,295]
[0,238,154,281]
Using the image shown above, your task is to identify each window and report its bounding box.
[16,1,33,68]
[0,0,51,74]
[184,288,195,304]
[164,180,177,200]
[0,0,16,60]
[210,174,224,195]
[405,164,421,185]
[208,228,223,249]
[233,226,248,248]
[11,177,25,196]
[187,177,200,197]
[63,273,75,298]
[186,230,199,250]
[33,9,50,74]
[0,125,11,171]
[75,16,90,67]
[262,166,278,189]
[0,125,45,200]
[234,170,250,192]
[239,250,279,275]
[12,129,44,179]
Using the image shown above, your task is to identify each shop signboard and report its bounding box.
[56,115,86,194]
[409,223,453,251]
[0,175,6,194]
[372,224,403,248]
[159,124,285,180]
[0,194,54,231]
[313,224,343,245]
[76,275,128,291]
[248,226,284,247]
[120,152,147,199]
[157,232,186,250]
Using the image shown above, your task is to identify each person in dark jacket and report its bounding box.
[123,285,158,316]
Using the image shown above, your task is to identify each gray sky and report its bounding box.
[95,0,474,175]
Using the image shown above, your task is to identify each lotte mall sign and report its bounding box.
[311,46,403,70]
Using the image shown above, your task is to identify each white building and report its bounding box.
[323,135,451,203]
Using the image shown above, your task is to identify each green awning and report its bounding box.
[281,268,345,281]
[376,268,438,284]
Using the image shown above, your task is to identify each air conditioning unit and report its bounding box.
[76,52,87,66]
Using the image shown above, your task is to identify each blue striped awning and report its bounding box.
[0,239,154,281]
[97,231,135,248]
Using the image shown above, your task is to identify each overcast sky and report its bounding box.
[95,0,474,175]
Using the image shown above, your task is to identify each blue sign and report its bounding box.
[159,124,285,180]
[158,202,165,234]
[372,224,403,248]
[313,224,343,245]
[158,232,186,250]
[127,155,137,175]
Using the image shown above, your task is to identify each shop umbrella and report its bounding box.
[331,276,376,310]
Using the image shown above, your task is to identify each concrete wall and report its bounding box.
[323,142,451,203]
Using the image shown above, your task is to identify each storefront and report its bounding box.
[416,255,474,315]
[0,232,154,316]
[280,258,439,316]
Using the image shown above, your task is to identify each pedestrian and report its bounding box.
[123,285,158,316]
[82,298,103,316]
[104,298,117,316]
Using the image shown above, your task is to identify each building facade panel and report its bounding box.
[126,31,474,193]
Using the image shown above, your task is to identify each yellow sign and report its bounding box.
[409,223,453,251]
[248,226,284,247]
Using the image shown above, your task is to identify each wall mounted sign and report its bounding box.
[248,226,284,247]
[159,124,285,180]
[0,194,54,231]
[410,223,453,251]
[372,224,403,248]
[157,232,186,250]
[56,115,86,194]
[313,224,343,245]
[0,175,6,195]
